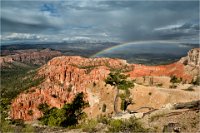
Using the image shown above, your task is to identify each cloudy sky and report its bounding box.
[1,0,199,44]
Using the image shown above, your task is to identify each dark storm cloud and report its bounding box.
[1,0,199,43]
[1,17,58,33]
[112,1,199,41]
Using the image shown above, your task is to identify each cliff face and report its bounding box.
[187,48,200,67]
[0,48,62,66]
[10,57,130,120]
[131,48,200,85]
[10,48,200,121]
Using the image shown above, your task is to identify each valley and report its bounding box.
[0,47,199,132]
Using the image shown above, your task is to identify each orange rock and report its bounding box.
[10,48,200,121]
[0,48,61,66]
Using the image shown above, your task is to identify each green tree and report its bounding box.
[39,92,89,127]
[105,71,134,113]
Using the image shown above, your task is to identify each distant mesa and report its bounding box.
[0,48,62,67]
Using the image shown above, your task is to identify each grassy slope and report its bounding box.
[1,63,40,100]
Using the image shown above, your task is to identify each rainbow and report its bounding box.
[91,40,180,57]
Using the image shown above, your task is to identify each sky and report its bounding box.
[1,0,199,44]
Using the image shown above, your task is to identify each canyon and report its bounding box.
[10,48,200,121]
[0,48,62,67]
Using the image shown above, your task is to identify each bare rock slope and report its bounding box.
[0,48,62,67]
[10,48,200,121]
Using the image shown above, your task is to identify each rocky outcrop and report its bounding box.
[186,48,200,67]
[10,48,200,121]
[0,48,62,66]
[132,48,200,85]
[129,62,193,84]
[10,57,130,120]
[0,56,13,65]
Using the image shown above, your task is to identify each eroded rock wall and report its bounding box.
[10,57,130,120]
[0,48,62,66]
[10,48,200,121]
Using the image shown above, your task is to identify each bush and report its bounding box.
[170,84,177,89]
[40,107,66,127]
[108,117,149,132]
[38,103,49,113]
[192,76,200,85]
[183,86,195,91]
[109,119,123,132]
[0,120,14,132]
[81,119,98,132]
[157,83,163,87]
[150,113,165,122]
[11,119,25,127]
[170,76,182,83]
[102,104,106,112]
[27,110,33,116]
[21,124,35,132]
[39,92,89,127]
[97,115,111,125]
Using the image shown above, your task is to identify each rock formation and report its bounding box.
[10,48,200,121]
[180,48,200,67]
[0,48,62,67]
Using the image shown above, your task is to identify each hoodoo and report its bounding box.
[10,48,200,121]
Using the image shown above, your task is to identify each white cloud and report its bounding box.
[62,36,91,41]
[154,23,183,31]
[1,33,42,40]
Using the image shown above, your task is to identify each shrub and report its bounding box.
[39,92,89,127]
[150,113,165,122]
[170,84,177,89]
[192,76,200,85]
[157,83,163,87]
[97,115,111,125]
[27,110,33,116]
[38,103,49,113]
[102,104,106,112]
[41,107,66,127]
[21,124,35,132]
[170,76,182,83]
[11,119,25,127]
[109,119,123,132]
[108,117,149,132]
[81,119,98,132]
[183,86,194,91]
[0,120,14,132]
